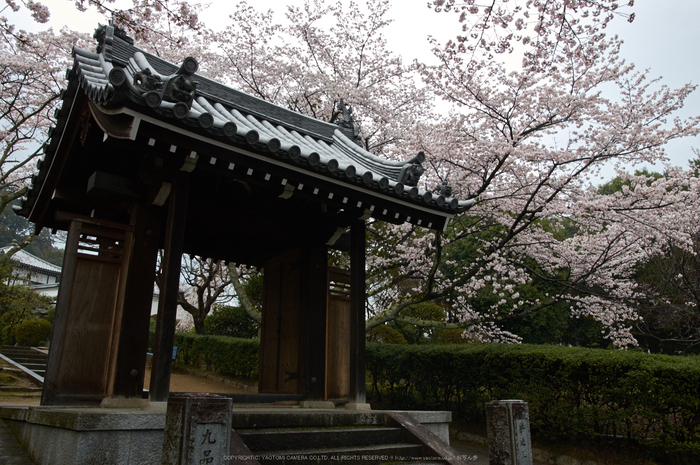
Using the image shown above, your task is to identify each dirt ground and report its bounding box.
[144,366,255,395]
[0,360,256,406]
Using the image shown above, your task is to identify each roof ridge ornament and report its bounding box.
[398,151,426,187]
[129,56,200,117]
[94,22,133,54]
[335,99,362,145]
[434,179,453,197]
[336,99,354,128]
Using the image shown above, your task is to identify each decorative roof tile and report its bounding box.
[18,24,475,233]
[78,25,472,212]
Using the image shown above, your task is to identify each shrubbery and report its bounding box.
[13,318,52,346]
[204,305,259,339]
[167,332,259,379]
[0,257,55,346]
[366,343,700,461]
[155,331,700,461]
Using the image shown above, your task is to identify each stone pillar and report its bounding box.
[161,393,233,465]
[486,400,533,465]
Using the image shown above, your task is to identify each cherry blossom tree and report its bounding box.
[594,166,700,352]
[4,0,700,348]
[358,0,700,347]
[213,0,433,156]
[0,8,91,254]
[71,0,202,43]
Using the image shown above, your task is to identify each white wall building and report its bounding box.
[1,245,192,326]
[1,246,62,300]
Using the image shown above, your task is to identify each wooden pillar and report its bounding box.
[107,203,161,398]
[300,245,328,401]
[150,172,189,402]
[347,220,368,409]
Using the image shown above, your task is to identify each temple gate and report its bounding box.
[15,24,474,408]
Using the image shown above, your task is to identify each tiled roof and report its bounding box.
[17,24,475,233]
[0,246,62,277]
[72,25,472,212]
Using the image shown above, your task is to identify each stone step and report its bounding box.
[232,410,385,429]
[255,442,426,465]
[1,360,46,367]
[0,345,44,352]
[1,354,46,362]
[1,350,47,356]
[10,354,46,368]
[0,348,47,362]
[0,349,46,356]
[237,426,404,451]
[0,347,47,381]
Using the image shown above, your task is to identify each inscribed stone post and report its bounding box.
[486,400,533,465]
[162,393,233,465]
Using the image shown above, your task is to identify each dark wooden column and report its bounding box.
[300,245,328,401]
[150,172,189,402]
[107,203,161,398]
[348,220,367,407]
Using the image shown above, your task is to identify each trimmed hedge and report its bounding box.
[154,333,260,379]
[366,343,700,458]
[148,333,700,459]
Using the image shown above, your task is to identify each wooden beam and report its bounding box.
[348,220,367,406]
[28,93,88,229]
[149,171,189,402]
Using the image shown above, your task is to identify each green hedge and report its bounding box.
[366,343,700,458]
[147,333,700,459]
[149,332,260,379]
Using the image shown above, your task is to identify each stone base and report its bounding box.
[299,400,336,409]
[393,410,451,444]
[0,403,453,464]
[0,404,166,465]
[344,402,372,411]
[100,397,153,409]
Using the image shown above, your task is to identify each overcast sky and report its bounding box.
[16,0,700,176]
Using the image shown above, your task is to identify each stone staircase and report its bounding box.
[0,345,48,381]
[231,410,459,464]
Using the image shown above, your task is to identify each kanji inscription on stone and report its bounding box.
[193,424,225,464]
[486,400,533,465]
[513,418,532,464]
[162,393,232,465]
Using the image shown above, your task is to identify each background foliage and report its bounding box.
[159,332,260,379]
[0,256,54,345]
[204,305,260,339]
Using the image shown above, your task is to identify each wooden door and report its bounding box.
[258,249,302,394]
[326,268,351,400]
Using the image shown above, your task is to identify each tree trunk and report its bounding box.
[193,317,207,335]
